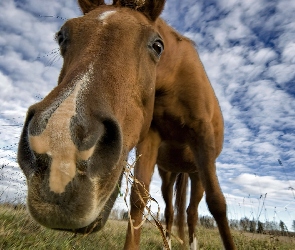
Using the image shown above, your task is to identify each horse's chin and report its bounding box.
[56,215,105,234]
[54,172,121,235]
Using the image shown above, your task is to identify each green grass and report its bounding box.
[0,205,294,249]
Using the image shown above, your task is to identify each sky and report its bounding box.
[0,0,294,231]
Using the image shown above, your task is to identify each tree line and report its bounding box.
[228,217,291,236]
[109,208,295,236]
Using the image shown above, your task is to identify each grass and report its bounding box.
[0,204,294,249]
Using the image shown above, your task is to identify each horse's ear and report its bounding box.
[78,0,105,14]
[113,0,166,21]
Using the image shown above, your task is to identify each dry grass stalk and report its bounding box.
[123,156,183,250]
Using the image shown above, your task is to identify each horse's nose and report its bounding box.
[20,101,122,194]
[27,107,120,158]
[69,114,105,152]
[28,110,99,158]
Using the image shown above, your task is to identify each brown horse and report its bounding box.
[17,0,235,249]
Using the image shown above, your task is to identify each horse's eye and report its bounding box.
[152,39,164,56]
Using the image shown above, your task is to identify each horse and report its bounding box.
[17,0,236,249]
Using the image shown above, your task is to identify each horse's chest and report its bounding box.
[152,93,191,142]
[152,112,187,143]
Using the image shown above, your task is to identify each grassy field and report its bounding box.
[0,204,294,250]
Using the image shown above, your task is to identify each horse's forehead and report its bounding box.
[84,7,143,27]
[98,10,117,23]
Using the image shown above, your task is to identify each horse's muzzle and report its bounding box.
[17,104,124,230]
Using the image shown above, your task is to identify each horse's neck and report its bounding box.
[154,18,221,127]
[156,18,209,93]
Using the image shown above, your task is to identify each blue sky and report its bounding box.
[0,0,294,231]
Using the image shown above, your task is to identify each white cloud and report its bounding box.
[232,173,294,198]
[248,47,277,65]
[282,42,295,64]
[268,64,295,84]
[0,71,14,96]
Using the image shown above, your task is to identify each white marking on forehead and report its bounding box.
[29,65,95,194]
[98,10,116,24]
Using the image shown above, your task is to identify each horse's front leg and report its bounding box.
[124,129,161,250]
[188,121,236,250]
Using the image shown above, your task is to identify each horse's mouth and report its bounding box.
[48,172,121,235]
[56,215,104,234]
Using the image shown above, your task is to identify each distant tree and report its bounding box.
[229,219,240,230]
[109,208,129,220]
[279,220,288,235]
[249,220,256,233]
[200,215,215,229]
[292,220,295,232]
[240,217,250,231]
[122,211,129,220]
[264,220,279,231]
[159,212,165,223]
[109,208,120,220]
[257,221,264,234]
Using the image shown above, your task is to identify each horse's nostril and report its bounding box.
[25,107,37,134]
[101,119,122,147]
[70,115,105,152]
[17,107,38,178]
[35,153,51,173]
[77,160,88,175]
